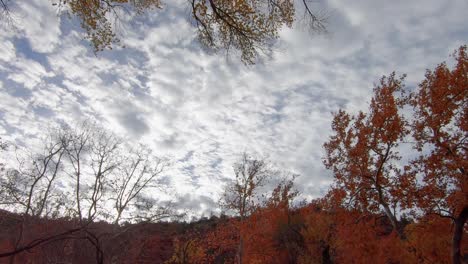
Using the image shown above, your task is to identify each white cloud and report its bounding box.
[8,56,53,89]
[15,0,62,53]
[0,40,15,63]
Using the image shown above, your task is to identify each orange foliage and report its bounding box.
[323,72,414,238]
[322,45,467,263]
[409,45,467,218]
[299,203,334,264]
[409,45,467,264]
[332,211,415,264]
[406,215,454,264]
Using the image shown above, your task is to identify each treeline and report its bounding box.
[165,196,458,263]
[0,46,466,263]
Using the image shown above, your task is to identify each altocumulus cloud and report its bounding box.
[0,0,467,216]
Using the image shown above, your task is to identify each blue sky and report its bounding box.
[0,0,467,216]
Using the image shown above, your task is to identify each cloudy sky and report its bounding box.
[0,0,467,216]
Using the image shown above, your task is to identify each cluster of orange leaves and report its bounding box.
[165,198,465,264]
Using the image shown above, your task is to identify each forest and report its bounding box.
[0,0,466,263]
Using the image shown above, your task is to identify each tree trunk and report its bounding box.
[452,206,467,264]
[380,200,405,239]
[322,244,332,264]
[237,237,243,264]
[376,181,405,239]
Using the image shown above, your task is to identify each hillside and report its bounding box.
[1,204,465,264]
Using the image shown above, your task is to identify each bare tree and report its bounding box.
[0,135,65,218]
[0,137,6,150]
[61,124,91,222]
[131,197,181,223]
[0,0,14,27]
[58,122,121,224]
[0,123,173,263]
[221,152,271,264]
[109,144,167,224]
[0,133,67,264]
[300,0,328,34]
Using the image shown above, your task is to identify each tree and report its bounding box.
[0,126,109,263]
[221,152,270,264]
[243,177,302,263]
[0,0,14,26]
[409,45,467,264]
[109,145,167,224]
[1,0,326,64]
[0,133,67,263]
[61,123,121,224]
[323,73,414,239]
[299,200,335,264]
[190,0,297,64]
[166,233,207,264]
[0,135,65,218]
[0,137,6,151]
[406,215,454,264]
[221,153,269,220]
[205,165,301,264]
[0,138,5,199]
[323,45,468,264]
[0,122,172,262]
[219,153,302,263]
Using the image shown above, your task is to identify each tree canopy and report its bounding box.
[1,0,327,64]
[323,45,467,264]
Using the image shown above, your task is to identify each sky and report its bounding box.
[0,0,467,217]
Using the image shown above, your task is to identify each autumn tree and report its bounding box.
[405,215,455,263]
[70,0,327,63]
[299,199,335,264]
[323,73,414,238]
[190,0,298,64]
[219,154,304,263]
[165,232,207,264]
[323,45,468,264]
[408,45,467,264]
[1,0,326,63]
[201,218,238,263]
[242,177,303,263]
